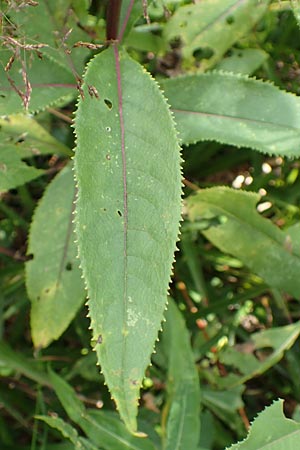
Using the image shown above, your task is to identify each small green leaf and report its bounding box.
[50,371,157,450]
[36,415,97,450]
[0,52,76,115]
[0,114,71,192]
[0,341,50,386]
[291,0,300,29]
[0,143,44,193]
[164,0,270,70]
[187,187,300,297]
[49,369,86,423]
[26,165,86,348]
[119,0,143,42]
[74,46,182,432]
[214,322,300,389]
[81,411,157,450]
[0,114,72,157]
[161,300,201,450]
[8,0,89,73]
[227,400,300,449]
[202,387,245,435]
[161,72,300,156]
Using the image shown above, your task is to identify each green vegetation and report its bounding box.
[1,0,300,448]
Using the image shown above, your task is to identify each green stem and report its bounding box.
[17,185,35,217]
[0,202,28,230]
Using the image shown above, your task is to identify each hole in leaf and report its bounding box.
[104,98,113,109]
[117,210,122,217]
[106,154,111,160]
[103,208,107,212]
[27,253,34,261]
[193,47,214,61]
[65,262,72,271]
[0,94,6,98]
[226,15,234,25]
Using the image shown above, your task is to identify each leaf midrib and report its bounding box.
[113,44,132,423]
[193,0,247,39]
[172,108,300,133]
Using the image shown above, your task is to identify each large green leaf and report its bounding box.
[26,165,86,348]
[187,187,300,298]
[227,400,300,449]
[161,300,201,450]
[164,0,270,70]
[161,72,300,156]
[74,46,182,432]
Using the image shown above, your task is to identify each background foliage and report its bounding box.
[1,0,300,449]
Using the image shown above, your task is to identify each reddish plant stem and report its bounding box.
[106,0,122,41]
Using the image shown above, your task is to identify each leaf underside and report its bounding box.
[187,187,300,298]
[161,72,300,157]
[74,46,182,432]
[26,165,86,348]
